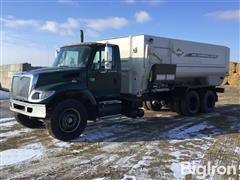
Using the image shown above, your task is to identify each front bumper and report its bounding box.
[10,99,46,118]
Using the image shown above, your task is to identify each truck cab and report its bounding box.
[52,43,122,99]
[10,42,141,141]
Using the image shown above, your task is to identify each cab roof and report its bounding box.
[62,42,105,48]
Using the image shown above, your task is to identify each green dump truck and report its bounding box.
[10,32,229,141]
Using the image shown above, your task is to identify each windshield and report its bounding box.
[53,46,92,68]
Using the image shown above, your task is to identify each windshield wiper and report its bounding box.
[58,65,70,68]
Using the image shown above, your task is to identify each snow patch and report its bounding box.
[73,129,114,142]
[130,155,153,171]
[0,121,18,128]
[235,147,240,154]
[113,155,136,168]
[170,162,184,180]
[55,141,72,148]
[101,143,120,152]
[176,124,213,138]
[0,117,17,130]
[121,175,136,180]
[51,138,72,148]
[0,117,15,123]
[167,122,215,140]
[169,136,214,144]
[169,146,204,180]
[91,154,106,161]
[92,177,109,180]
[0,128,31,142]
[132,159,150,169]
[0,143,44,168]
[169,150,186,180]
[171,160,201,180]
[102,154,119,165]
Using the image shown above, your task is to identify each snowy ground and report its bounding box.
[0,86,239,179]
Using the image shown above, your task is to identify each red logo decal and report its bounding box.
[175,48,184,57]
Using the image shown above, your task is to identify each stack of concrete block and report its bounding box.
[0,63,34,91]
[222,62,240,86]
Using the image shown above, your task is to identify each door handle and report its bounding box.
[99,70,107,74]
[89,77,95,82]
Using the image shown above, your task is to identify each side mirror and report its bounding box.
[104,45,113,70]
[55,49,60,58]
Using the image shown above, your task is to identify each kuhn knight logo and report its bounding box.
[175,48,184,57]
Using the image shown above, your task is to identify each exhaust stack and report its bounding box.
[80,30,84,43]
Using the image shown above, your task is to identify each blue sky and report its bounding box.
[1,0,239,66]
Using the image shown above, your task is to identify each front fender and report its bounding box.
[37,82,97,105]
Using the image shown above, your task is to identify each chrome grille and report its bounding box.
[12,76,31,99]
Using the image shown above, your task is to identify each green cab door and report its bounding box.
[88,45,121,100]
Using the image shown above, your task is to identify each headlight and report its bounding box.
[28,90,55,102]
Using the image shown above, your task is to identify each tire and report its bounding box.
[180,90,200,116]
[200,90,216,113]
[143,101,150,110]
[137,109,144,117]
[46,99,88,141]
[14,113,45,128]
[146,101,162,111]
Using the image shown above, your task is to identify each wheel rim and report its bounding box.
[189,96,199,112]
[152,101,158,107]
[151,101,161,108]
[59,108,81,133]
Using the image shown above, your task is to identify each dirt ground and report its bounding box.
[0,86,240,180]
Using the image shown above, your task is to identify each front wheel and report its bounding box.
[15,113,45,128]
[46,99,88,141]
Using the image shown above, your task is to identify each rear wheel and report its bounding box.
[200,90,216,113]
[137,109,144,117]
[14,113,44,128]
[46,99,88,141]
[146,101,162,111]
[180,90,200,116]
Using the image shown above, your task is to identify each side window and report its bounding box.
[92,46,115,70]
[93,51,101,70]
